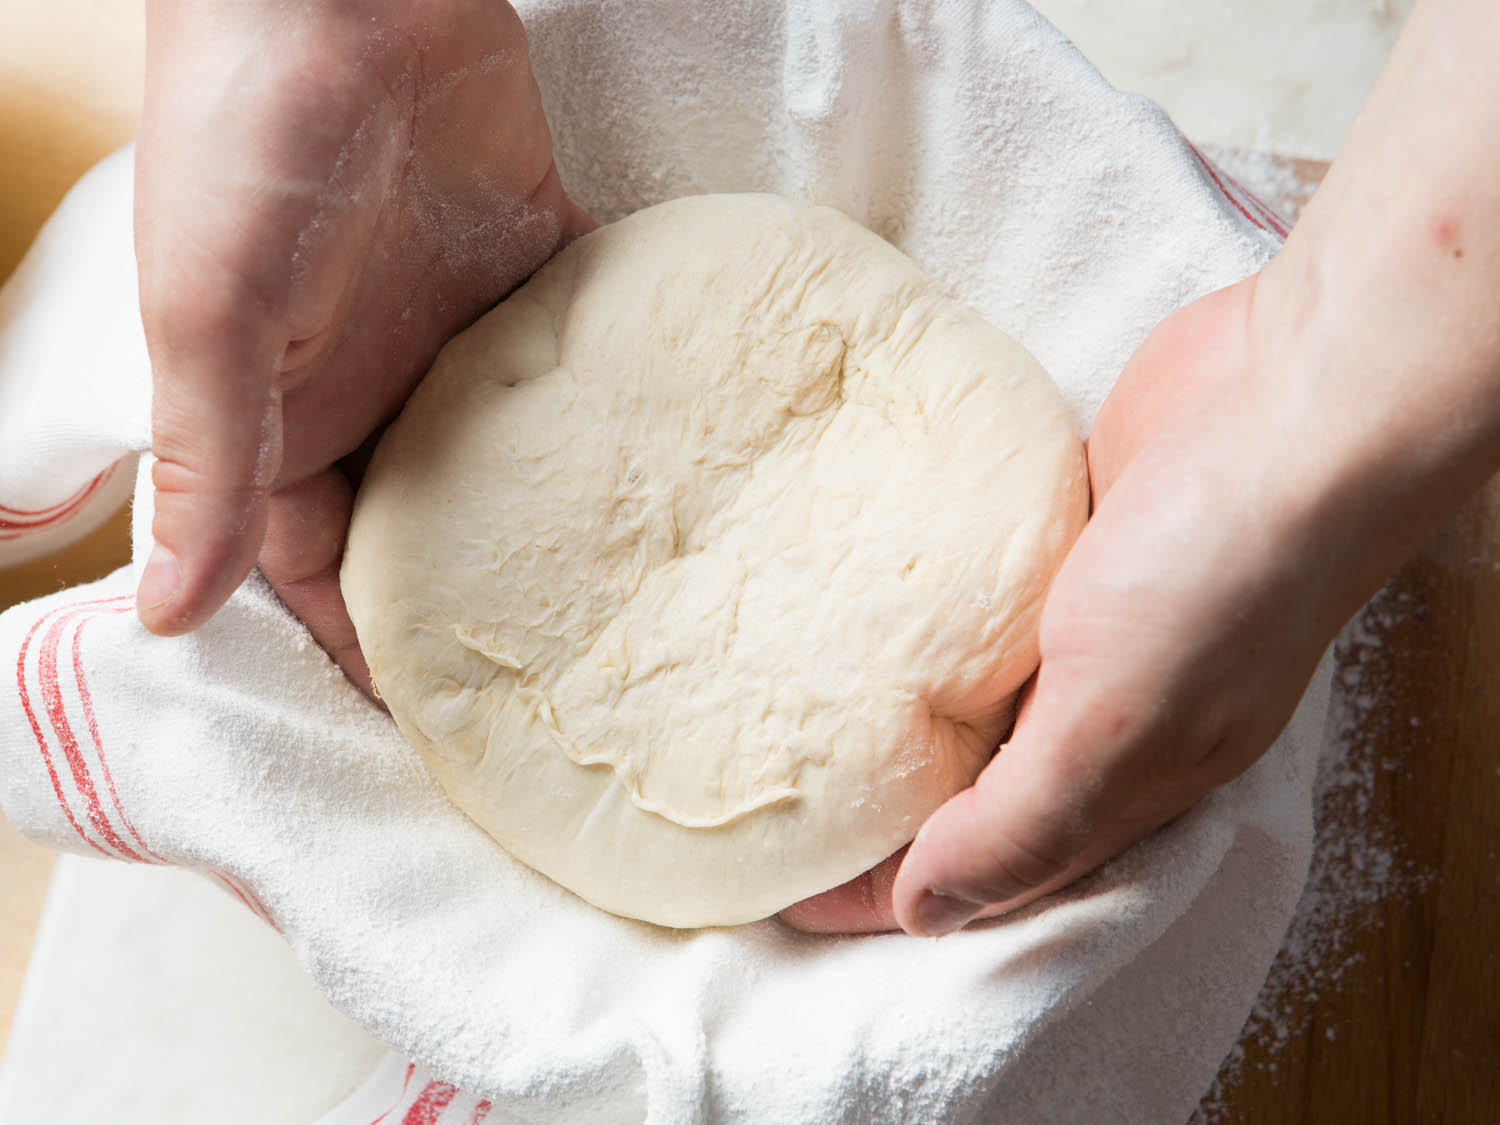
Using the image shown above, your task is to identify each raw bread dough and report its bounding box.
[341,194,1088,928]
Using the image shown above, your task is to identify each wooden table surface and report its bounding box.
[1196,476,1500,1123]
[2,5,1497,1121]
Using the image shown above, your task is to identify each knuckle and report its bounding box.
[149,403,274,487]
[148,457,265,552]
[976,826,1072,897]
[934,785,1076,903]
[141,276,281,391]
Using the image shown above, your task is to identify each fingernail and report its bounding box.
[138,545,179,611]
[915,891,980,938]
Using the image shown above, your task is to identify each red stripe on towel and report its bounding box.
[1230,168,1293,237]
[70,599,165,863]
[39,603,148,861]
[15,596,132,857]
[0,466,114,534]
[219,870,280,931]
[404,1081,459,1125]
[1184,140,1292,240]
[1186,142,1268,234]
[372,1064,418,1124]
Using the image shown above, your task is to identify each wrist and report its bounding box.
[1241,235,1500,635]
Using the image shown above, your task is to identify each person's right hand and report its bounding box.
[782,277,1360,934]
[135,0,591,683]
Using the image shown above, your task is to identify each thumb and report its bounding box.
[889,678,1180,937]
[137,284,284,636]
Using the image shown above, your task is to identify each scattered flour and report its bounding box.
[1192,582,1435,1122]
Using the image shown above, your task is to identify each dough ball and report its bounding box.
[342,194,1087,928]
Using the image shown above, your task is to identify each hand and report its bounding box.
[134,0,592,687]
[782,278,1350,934]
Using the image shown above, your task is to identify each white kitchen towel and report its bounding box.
[0,2,1326,1122]
[0,142,141,566]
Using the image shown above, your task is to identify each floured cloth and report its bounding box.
[0,857,390,1122]
[0,1,1324,1122]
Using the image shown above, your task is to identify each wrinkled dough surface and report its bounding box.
[342,194,1088,927]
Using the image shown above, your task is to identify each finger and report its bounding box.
[258,469,374,697]
[893,781,1195,939]
[137,277,284,636]
[560,198,599,245]
[781,676,1036,935]
[778,848,906,933]
[889,682,1191,937]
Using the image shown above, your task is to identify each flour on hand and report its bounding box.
[342,194,1087,927]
